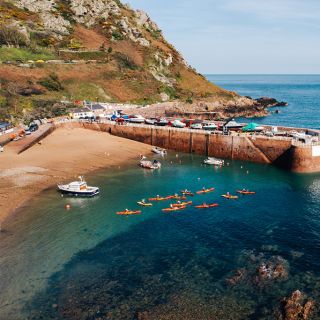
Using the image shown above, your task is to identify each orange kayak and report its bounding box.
[195,203,219,209]
[237,190,256,195]
[222,195,238,199]
[117,210,142,215]
[171,195,187,200]
[162,206,186,212]
[171,201,192,207]
[196,188,215,194]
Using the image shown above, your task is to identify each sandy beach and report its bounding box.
[0,127,150,223]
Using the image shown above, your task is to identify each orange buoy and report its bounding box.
[65,204,71,210]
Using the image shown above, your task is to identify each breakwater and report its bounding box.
[55,121,320,173]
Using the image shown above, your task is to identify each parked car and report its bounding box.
[25,129,31,135]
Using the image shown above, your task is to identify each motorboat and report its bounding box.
[145,118,156,125]
[140,159,161,169]
[129,115,145,123]
[202,122,217,131]
[172,119,186,128]
[224,119,243,130]
[57,176,99,197]
[152,146,167,155]
[203,157,224,166]
[190,123,202,130]
[155,118,168,126]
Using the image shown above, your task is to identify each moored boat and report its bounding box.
[152,146,167,155]
[140,159,161,169]
[195,203,219,209]
[196,187,215,194]
[203,157,224,166]
[57,176,99,197]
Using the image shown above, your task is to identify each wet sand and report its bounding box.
[0,127,150,223]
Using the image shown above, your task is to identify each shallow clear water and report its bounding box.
[206,74,320,129]
[1,153,320,319]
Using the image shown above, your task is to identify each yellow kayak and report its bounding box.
[222,194,238,199]
[137,201,153,207]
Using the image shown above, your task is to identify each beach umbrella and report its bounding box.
[242,122,259,132]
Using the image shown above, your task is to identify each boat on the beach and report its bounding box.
[196,187,215,194]
[171,119,186,128]
[162,206,186,212]
[224,119,243,130]
[190,123,203,130]
[152,146,167,155]
[155,117,168,126]
[140,159,161,169]
[237,190,256,195]
[195,203,219,209]
[129,115,145,123]
[117,209,142,215]
[203,157,224,166]
[0,145,3,152]
[145,118,156,125]
[202,122,217,131]
[57,176,99,197]
[222,194,238,199]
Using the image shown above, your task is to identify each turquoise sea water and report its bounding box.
[1,75,320,319]
[206,74,320,129]
[0,153,320,319]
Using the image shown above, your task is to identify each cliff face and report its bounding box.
[0,0,264,122]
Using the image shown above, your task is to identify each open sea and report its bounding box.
[0,75,320,320]
[207,74,320,129]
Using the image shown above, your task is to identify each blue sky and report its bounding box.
[127,0,320,74]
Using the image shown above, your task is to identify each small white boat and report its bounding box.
[203,157,224,166]
[152,146,167,155]
[145,118,156,125]
[155,118,168,126]
[190,123,202,130]
[172,119,186,128]
[57,176,99,197]
[129,115,145,123]
[0,145,3,152]
[202,122,217,131]
[224,119,243,130]
[140,159,161,169]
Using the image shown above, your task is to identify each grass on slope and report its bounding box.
[0,47,56,62]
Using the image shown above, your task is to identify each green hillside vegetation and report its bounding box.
[0,0,237,123]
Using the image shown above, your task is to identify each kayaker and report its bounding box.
[202,187,206,191]
[227,192,230,196]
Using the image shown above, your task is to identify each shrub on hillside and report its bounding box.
[38,73,63,91]
[0,24,28,47]
[114,52,138,70]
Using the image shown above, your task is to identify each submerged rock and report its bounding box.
[276,290,314,320]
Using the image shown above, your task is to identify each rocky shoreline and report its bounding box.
[128,96,288,120]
